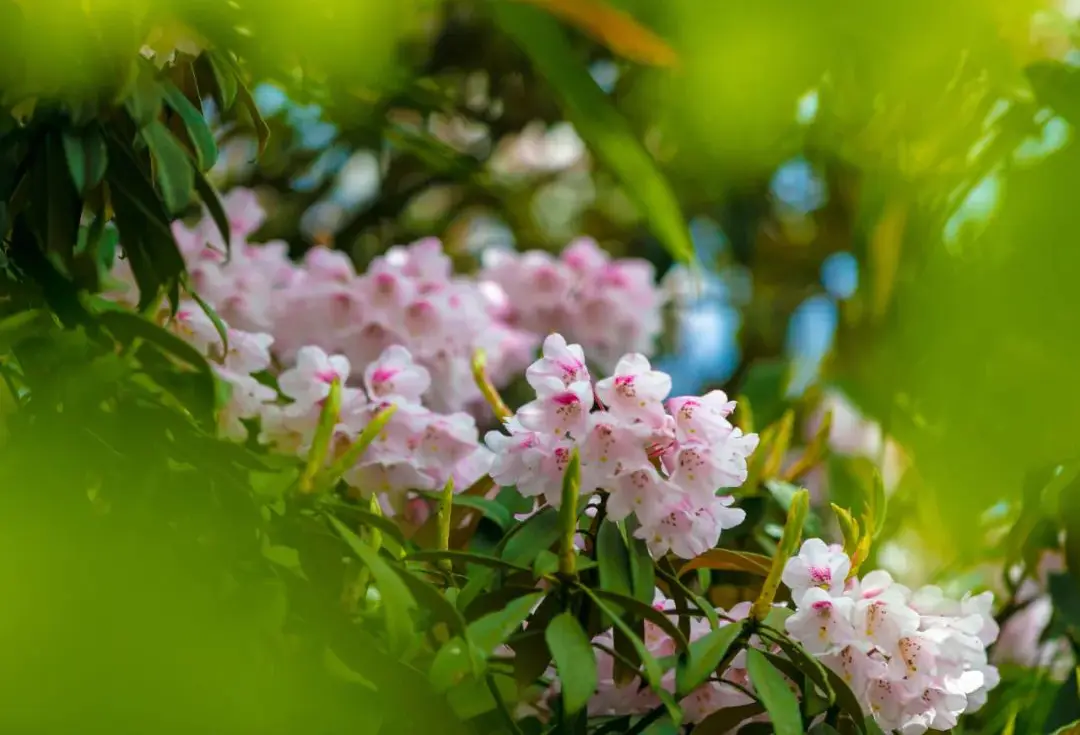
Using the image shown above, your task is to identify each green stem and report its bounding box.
[751,488,808,621]
[471,348,512,422]
[557,448,581,579]
[437,476,454,576]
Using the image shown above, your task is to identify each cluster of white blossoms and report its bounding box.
[168,301,492,519]
[485,334,758,559]
[783,539,1000,733]
[110,190,667,414]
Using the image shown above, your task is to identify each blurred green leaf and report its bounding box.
[192,170,231,252]
[492,2,694,266]
[467,591,544,656]
[143,121,194,215]
[597,519,634,598]
[202,50,239,111]
[60,126,107,194]
[162,80,218,170]
[327,514,418,654]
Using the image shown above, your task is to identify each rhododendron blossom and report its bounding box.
[159,296,491,519]
[783,540,1001,734]
[485,333,757,558]
[481,238,665,371]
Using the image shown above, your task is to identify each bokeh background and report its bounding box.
[3,0,1080,731]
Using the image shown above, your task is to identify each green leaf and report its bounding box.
[321,500,408,550]
[327,514,417,654]
[822,662,868,733]
[162,80,218,170]
[142,121,194,214]
[679,548,773,577]
[626,518,656,604]
[762,607,794,631]
[466,591,545,656]
[299,378,341,493]
[124,66,163,127]
[183,280,228,361]
[450,494,512,530]
[429,637,480,693]
[0,309,52,351]
[61,127,107,194]
[745,647,803,735]
[546,612,597,715]
[236,79,271,154]
[204,50,238,110]
[406,549,532,574]
[492,3,693,266]
[500,506,562,566]
[390,566,469,638]
[319,404,398,489]
[192,170,231,252]
[590,587,689,651]
[104,132,185,310]
[598,520,634,598]
[808,723,842,734]
[691,703,766,734]
[581,586,663,687]
[533,549,559,578]
[758,627,834,705]
[28,133,82,263]
[98,310,211,377]
[675,621,744,696]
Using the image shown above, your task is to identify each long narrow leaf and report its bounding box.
[492,3,694,266]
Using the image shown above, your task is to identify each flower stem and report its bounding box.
[751,487,808,621]
[437,476,455,575]
[557,448,582,578]
[471,348,512,422]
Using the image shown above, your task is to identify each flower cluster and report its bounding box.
[108,190,538,413]
[166,299,491,518]
[782,539,1000,733]
[485,334,758,559]
[111,191,669,411]
[481,238,665,372]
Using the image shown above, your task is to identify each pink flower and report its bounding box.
[515,380,594,438]
[595,353,671,427]
[222,329,274,374]
[606,465,677,523]
[667,390,738,444]
[363,345,431,405]
[526,333,590,396]
[785,588,857,654]
[667,431,758,502]
[782,539,852,598]
[278,346,350,406]
[485,420,546,490]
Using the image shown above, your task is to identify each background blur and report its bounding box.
[3,0,1080,731]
